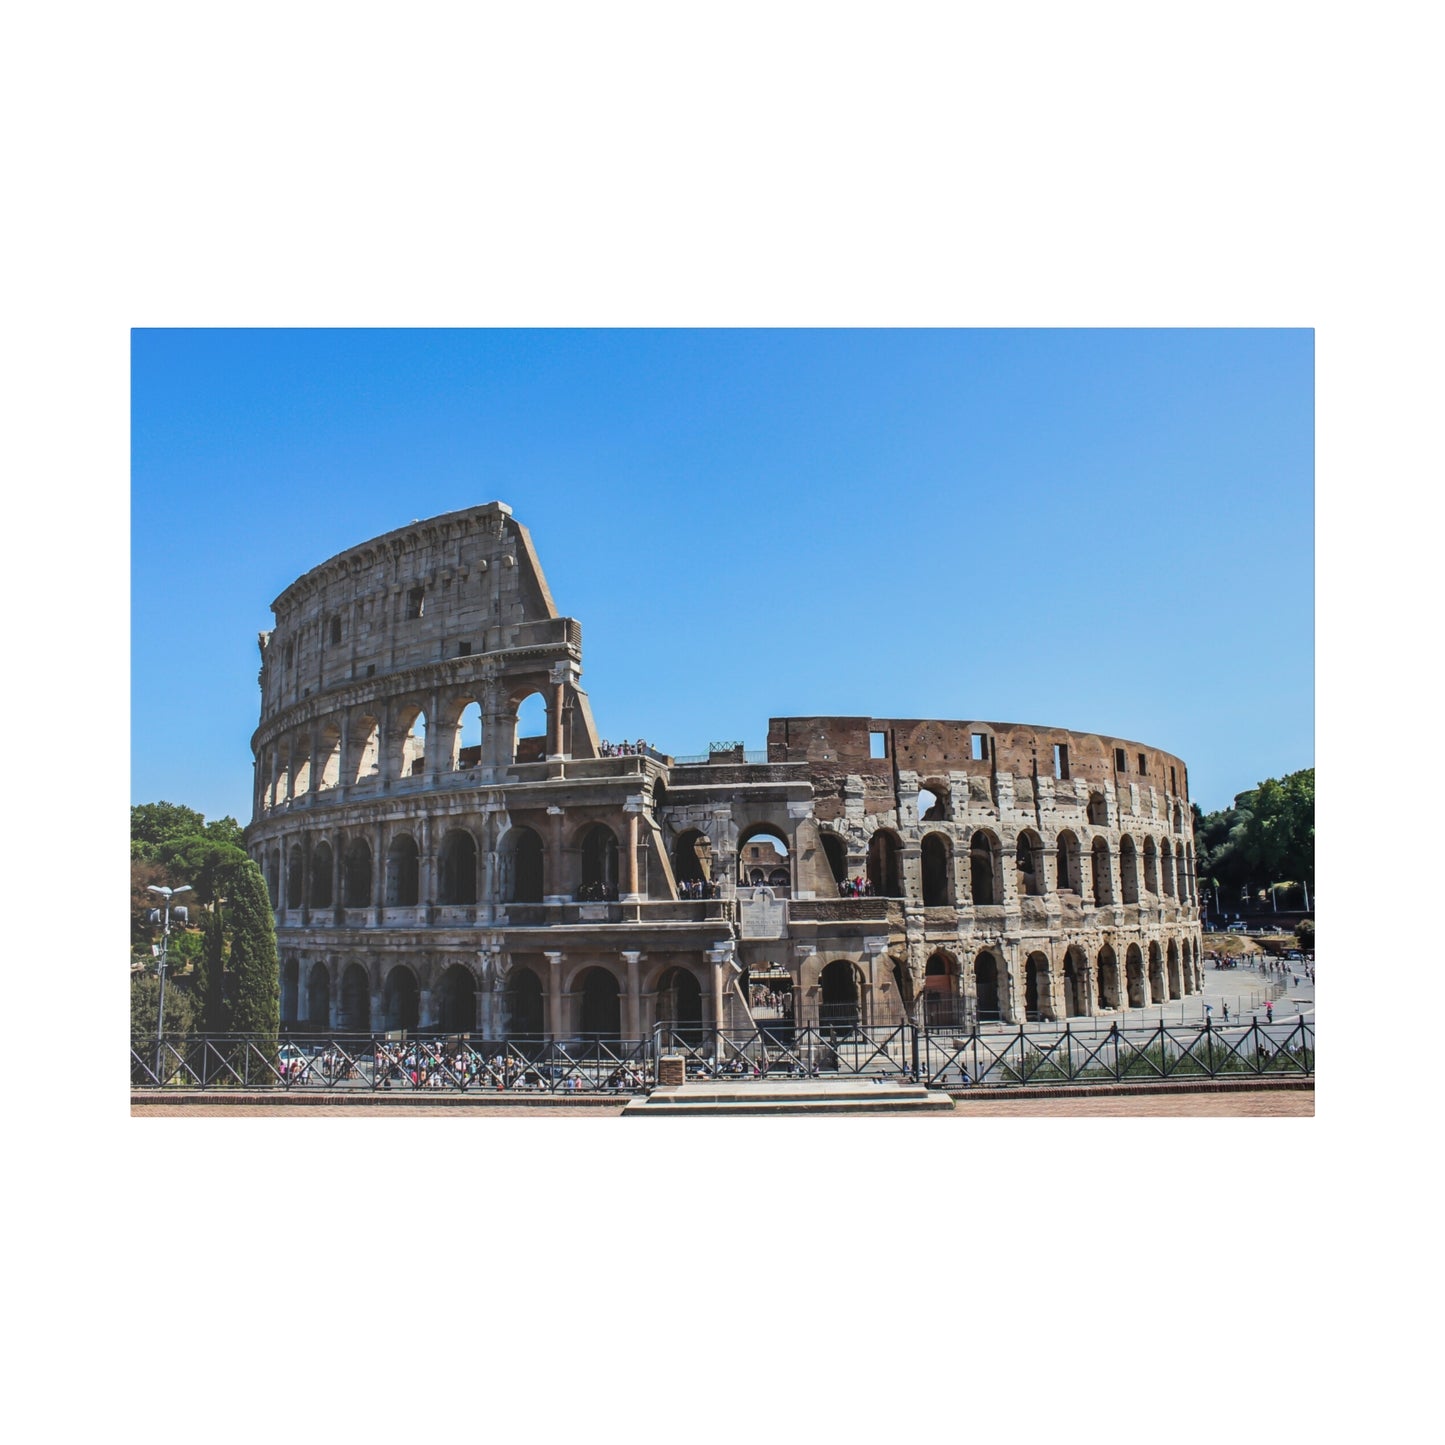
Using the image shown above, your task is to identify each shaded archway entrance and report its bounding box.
[1024,952,1053,1022]
[1096,945,1120,1010]
[281,958,299,1025]
[579,824,619,899]
[307,962,331,1027]
[438,829,478,905]
[921,834,952,906]
[340,963,370,1031]
[819,960,862,1031]
[1125,945,1145,1008]
[385,834,420,906]
[435,964,477,1033]
[578,967,622,1039]
[974,951,1002,1022]
[821,832,848,889]
[505,967,544,1040]
[655,967,703,1039]
[867,830,903,897]
[922,951,963,1027]
[1148,943,1165,1004]
[1062,948,1088,1017]
[382,966,420,1032]
[1167,940,1182,1000]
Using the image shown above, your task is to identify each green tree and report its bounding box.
[216,855,278,1046]
[193,906,231,1034]
[131,969,197,1038]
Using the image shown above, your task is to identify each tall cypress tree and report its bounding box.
[195,907,230,1034]
[219,857,279,1049]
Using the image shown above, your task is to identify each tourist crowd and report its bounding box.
[839,876,875,897]
[599,738,652,757]
[679,878,719,899]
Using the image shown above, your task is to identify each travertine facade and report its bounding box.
[248,502,1203,1038]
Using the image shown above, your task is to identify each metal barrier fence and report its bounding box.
[131,1017,1313,1093]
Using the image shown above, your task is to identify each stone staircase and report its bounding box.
[621,1078,955,1116]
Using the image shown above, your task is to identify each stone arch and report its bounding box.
[271,740,291,808]
[1125,944,1145,1007]
[974,949,1003,1021]
[1015,830,1045,897]
[438,827,479,905]
[512,689,548,765]
[504,966,545,1039]
[820,831,849,888]
[1087,790,1109,826]
[819,959,863,1030]
[737,824,791,890]
[1055,830,1081,894]
[1167,938,1182,999]
[435,963,477,1033]
[449,697,485,771]
[385,833,420,907]
[281,957,299,1025]
[970,830,1001,906]
[342,837,372,908]
[1090,837,1113,905]
[339,962,370,1031]
[655,966,703,1035]
[1119,835,1140,904]
[306,961,331,1026]
[394,702,428,779]
[264,847,280,907]
[349,713,381,785]
[922,950,962,1028]
[382,964,420,1032]
[866,828,903,897]
[286,844,304,909]
[315,722,342,791]
[310,840,334,908]
[1062,946,1089,1017]
[672,828,711,885]
[921,832,953,906]
[1096,944,1120,1010]
[1148,941,1165,1004]
[918,780,952,822]
[578,822,620,897]
[1161,839,1176,899]
[499,825,546,903]
[576,965,622,1038]
[291,740,311,797]
[1024,951,1054,1021]
[1143,836,1159,896]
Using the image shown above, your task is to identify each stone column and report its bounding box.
[706,944,733,1032]
[372,822,385,916]
[623,795,644,901]
[545,804,567,904]
[546,951,565,1038]
[622,951,643,1040]
[478,950,497,1038]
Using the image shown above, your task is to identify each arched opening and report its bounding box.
[340,963,370,1031]
[1125,945,1145,1008]
[264,849,280,908]
[272,742,291,808]
[1161,840,1176,899]
[1167,940,1181,999]
[1148,943,1165,1004]
[316,724,342,791]
[866,829,903,897]
[819,960,861,1031]
[1119,836,1140,904]
[382,966,420,1032]
[436,964,477,1033]
[310,841,334,908]
[922,951,962,1028]
[513,691,547,764]
[286,845,304,909]
[452,700,484,770]
[672,829,711,886]
[1055,831,1081,894]
[1096,945,1120,1010]
[505,967,545,1040]
[1091,838,1113,905]
[820,832,848,888]
[504,827,545,903]
[1024,952,1053,1022]
[1087,791,1108,827]
[655,967,703,1037]
[397,706,427,778]
[292,745,312,797]
[385,834,420,907]
[342,838,372,908]
[974,951,1002,1022]
[970,832,999,906]
[578,967,622,1039]
[1015,831,1045,897]
[1063,948,1088,1017]
[281,958,299,1025]
[350,715,381,785]
[738,828,790,891]
[1143,837,1159,896]
[921,833,952,906]
[306,962,330,1027]
[579,823,620,899]
[918,782,951,822]
[438,828,478,905]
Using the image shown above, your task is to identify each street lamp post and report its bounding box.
[147,884,192,1072]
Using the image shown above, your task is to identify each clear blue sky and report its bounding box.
[131,328,1313,823]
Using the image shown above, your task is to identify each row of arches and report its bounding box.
[910,781,1188,837]
[258,688,557,813]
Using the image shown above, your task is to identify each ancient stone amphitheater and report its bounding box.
[248,502,1204,1039]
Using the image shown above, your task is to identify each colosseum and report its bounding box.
[247,501,1204,1041]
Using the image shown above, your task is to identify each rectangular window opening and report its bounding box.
[1170,765,1177,793]
[1053,743,1069,779]
[457,641,471,656]
[407,587,425,620]
[869,731,888,760]
[1114,747,1127,772]
[1138,752,1148,776]
[971,733,988,762]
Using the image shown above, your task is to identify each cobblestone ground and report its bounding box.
[133,1087,1311,1118]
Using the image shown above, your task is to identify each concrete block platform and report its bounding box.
[621,1078,955,1116]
